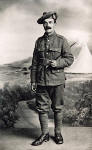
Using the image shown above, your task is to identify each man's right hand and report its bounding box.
[31,83,37,92]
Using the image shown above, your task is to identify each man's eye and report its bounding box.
[44,22,47,25]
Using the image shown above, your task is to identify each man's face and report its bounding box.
[43,17,55,34]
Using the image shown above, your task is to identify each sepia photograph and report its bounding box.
[0,0,92,150]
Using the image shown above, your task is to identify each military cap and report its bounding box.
[37,11,58,24]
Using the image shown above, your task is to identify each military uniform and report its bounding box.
[31,31,74,112]
[31,11,74,146]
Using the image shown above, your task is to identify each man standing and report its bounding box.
[31,11,74,146]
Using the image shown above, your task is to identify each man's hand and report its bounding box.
[50,60,57,67]
[31,83,37,92]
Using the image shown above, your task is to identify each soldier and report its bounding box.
[31,11,74,146]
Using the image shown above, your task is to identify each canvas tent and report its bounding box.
[65,42,92,73]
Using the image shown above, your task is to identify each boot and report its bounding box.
[55,133,63,144]
[31,133,49,146]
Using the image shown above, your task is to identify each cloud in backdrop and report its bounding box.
[0,0,92,64]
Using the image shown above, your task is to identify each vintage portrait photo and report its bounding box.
[0,0,92,150]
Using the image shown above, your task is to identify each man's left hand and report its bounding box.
[50,60,57,67]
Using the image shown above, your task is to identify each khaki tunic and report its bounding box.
[31,32,74,86]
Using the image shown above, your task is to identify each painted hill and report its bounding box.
[0,57,32,88]
[4,57,32,69]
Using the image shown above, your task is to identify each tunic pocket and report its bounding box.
[48,48,61,60]
[49,48,61,52]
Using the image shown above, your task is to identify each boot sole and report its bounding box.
[31,138,49,146]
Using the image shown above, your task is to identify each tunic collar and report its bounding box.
[43,31,56,39]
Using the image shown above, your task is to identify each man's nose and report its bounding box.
[46,22,50,26]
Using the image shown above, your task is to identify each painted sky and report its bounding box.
[0,0,92,64]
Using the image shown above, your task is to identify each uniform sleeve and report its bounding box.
[30,40,38,83]
[56,37,74,68]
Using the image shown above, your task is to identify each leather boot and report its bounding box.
[55,133,64,144]
[31,133,49,146]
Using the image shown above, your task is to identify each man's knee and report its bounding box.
[52,105,64,113]
[36,103,50,113]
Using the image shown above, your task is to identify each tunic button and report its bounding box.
[46,52,48,54]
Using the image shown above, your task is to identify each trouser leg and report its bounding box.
[39,113,49,134]
[36,86,50,134]
[54,111,63,134]
[48,84,64,134]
